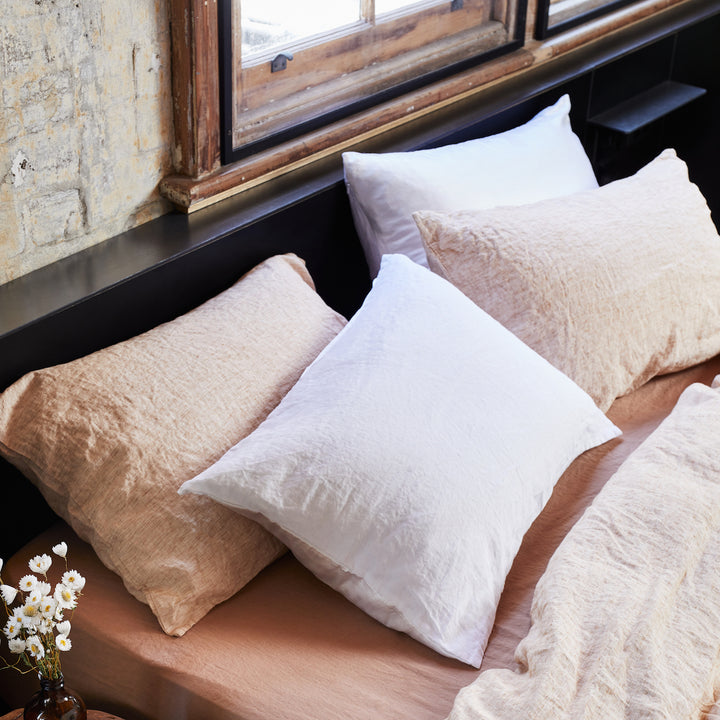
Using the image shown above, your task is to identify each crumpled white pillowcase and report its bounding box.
[342,94,598,276]
[180,254,620,667]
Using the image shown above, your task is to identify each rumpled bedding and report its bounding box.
[448,377,720,720]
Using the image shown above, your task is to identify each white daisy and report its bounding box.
[27,588,43,606]
[20,603,41,629]
[61,570,85,592]
[55,633,72,651]
[0,584,18,605]
[4,617,21,639]
[56,620,71,636]
[52,542,68,558]
[26,635,45,660]
[8,637,25,654]
[10,608,23,624]
[38,619,51,635]
[36,581,52,597]
[19,575,38,592]
[28,554,52,575]
[40,596,57,619]
[54,584,76,610]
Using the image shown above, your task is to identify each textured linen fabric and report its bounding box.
[0,254,346,636]
[416,148,720,412]
[342,94,598,276]
[6,355,718,720]
[181,254,620,667]
[446,375,720,720]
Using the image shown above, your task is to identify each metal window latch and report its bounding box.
[271,52,294,73]
[451,0,463,8]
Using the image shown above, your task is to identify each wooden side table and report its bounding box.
[1,712,124,720]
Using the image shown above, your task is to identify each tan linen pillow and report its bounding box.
[415,149,720,412]
[0,254,346,635]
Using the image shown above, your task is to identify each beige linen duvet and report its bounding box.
[448,377,720,720]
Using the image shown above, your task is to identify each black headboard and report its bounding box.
[1,0,719,560]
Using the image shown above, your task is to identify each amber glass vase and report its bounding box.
[23,674,87,720]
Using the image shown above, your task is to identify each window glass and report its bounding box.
[536,0,639,36]
[375,0,442,15]
[222,0,526,162]
[241,0,361,59]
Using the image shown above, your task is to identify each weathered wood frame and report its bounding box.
[226,0,519,158]
[168,0,222,178]
[161,0,703,213]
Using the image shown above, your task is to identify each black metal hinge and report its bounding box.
[271,52,294,73]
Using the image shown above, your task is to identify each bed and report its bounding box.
[2,12,720,717]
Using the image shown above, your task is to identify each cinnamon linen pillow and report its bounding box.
[0,254,346,635]
[415,149,720,412]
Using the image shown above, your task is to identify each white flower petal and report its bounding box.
[56,620,71,636]
[0,584,18,605]
[3,618,21,639]
[19,575,38,592]
[40,596,57,619]
[55,633,72,651]
[20,603,41,629]
[8,637,25,654]
[52,542,68,558]
[26,636,45,659]
[54,584,76,610]
[28,554,52,575]
[61,570,85,592]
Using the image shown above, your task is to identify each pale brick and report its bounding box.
[0,186,25,259]
[22,189,85,246]
[0,0,174,285]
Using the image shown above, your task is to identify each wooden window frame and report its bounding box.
[222,0,524,162]
[167,0,222,179]
[161,0,697,213]
[535,0,640,37]
[163,0,524,200]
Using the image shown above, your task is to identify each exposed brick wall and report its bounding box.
[0,0,175,284]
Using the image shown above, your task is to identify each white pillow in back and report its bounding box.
[342,94,598,276]
[180,254,619,667]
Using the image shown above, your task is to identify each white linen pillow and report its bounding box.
[415,149,720,412]
[180,254,620,667]
[342,94,598,276]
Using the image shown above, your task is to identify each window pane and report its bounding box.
[376,0,444,15]
[242,0,361,59]
[227,0,524,159]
